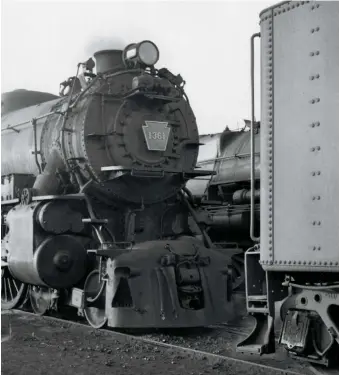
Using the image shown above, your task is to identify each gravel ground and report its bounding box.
[138,316,314,374]
[2,311,300,375]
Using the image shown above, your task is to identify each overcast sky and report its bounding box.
[1,0,274,134]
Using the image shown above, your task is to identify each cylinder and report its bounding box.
[94,50,124,74]
[6,204,88,288]
[209,212,250,232]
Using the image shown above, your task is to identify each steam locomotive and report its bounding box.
[189,1,339,366]
[1,41,234,328]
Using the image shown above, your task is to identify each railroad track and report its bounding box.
[3,309,337,375]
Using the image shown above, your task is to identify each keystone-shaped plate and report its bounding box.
[142,121,171,151]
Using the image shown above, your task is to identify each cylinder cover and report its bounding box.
[33,235,88,288]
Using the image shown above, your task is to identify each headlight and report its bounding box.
[138,41,159,66]
[123,40,159,67]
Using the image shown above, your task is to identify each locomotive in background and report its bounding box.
[186,124,260,290]
[187,123,260,246]
[1,41,234,328]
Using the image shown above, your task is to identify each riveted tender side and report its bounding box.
[260,1,339,273]
[238,1,339,366]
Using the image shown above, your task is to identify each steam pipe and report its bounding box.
[179,190,213,248]
[1,111,64,133]
[250,32,261,242]
[60,64,81,179]
[31,119,42,174]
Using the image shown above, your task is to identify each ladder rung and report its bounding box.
[247,295,268,301]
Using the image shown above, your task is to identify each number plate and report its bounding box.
[280,310,310,352]
[142,121,171,151]
[70,288,84,308]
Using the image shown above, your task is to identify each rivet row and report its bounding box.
[310,51,320,56]
[309,74,320,80]
[271,1,310,17]
[265,19,274,251]
[309,2,321,240]
[311,27,320,33]
[263,259,339,266]
[310,146,321,152]
[310,98,320,104]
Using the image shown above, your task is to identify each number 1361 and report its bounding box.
[148,132,166,140]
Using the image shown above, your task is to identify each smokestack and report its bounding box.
[94,50,124,74]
